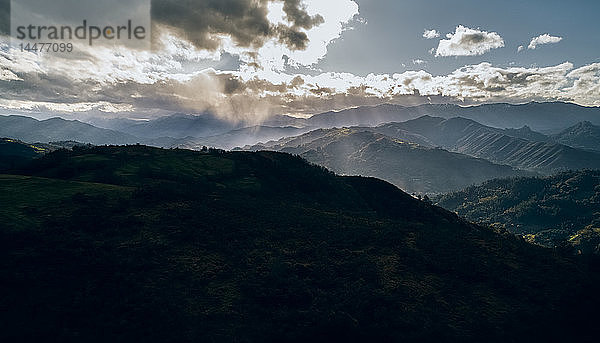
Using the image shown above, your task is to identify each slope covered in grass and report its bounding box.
[1,146,599,342]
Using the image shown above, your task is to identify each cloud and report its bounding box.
[423,29,440,39]
[517,45,524,52]
[0,3,598,120]
[528,34,563,50]
[152,0,321,52]
[435,25,504,57]
[151,0,358,71]
[3,31,600,119]
[0,0,360,122]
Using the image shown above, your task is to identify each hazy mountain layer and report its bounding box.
[0,115,139,145]
[245,127,525,194]
[552,121,600,152]
[306,102,600,132]
[377,116,600,173]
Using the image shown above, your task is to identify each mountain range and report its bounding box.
[4,101,600,147]
[243,127,526,193]
[552,121,600,152]
[373,116,600,174]
[5,101,600,194]
[303,102,600,132]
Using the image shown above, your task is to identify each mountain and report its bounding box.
[244,127,526,194]
[435,170,600,253]
[1,145,599,342]
[552,121,600,152]
[102,113,307,140]
[305,103,423,128]
[502,125,551,142]
[420,102,600,131]
[110,112,239,139]
[305,102,600,132]
[194,126,311,150]
[0,115,309,150]
[376,116,600,173]
[0,115,139,145]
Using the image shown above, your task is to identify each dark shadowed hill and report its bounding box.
[0,138,48,171]
[1,145,599,342]
[436,170,600,253]
[244,127,525,194]
[111,112,239,138]
[376,116,600,174]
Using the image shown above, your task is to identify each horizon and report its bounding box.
[2,100,599,124]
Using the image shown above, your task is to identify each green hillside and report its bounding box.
[436,170,600,253]
[1,146,599,342]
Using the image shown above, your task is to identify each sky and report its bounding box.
[0,0,599,122]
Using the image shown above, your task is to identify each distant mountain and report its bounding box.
[376,116,600,174]
[305,103,423,128]
[419,102,600,131]
[194,126,311,150]
[110,113,239,139]
[245,127,525,193]
[552,121,600,152]
[0,115,309,150]
[1,145,599,341]
[305,102,600,132]
[104,112,307,140]
[436,170,600,254]
[0,115,139,145]
[502,125,551,142]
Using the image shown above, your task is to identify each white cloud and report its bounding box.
[565,63,600,106]
[528,34,563,50]
[517,45,524,52]
[251,0,359,71]
[435,25,505,57]
[412,59,426,65]
[423,29,440,39]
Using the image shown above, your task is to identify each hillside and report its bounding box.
[1,146,599,342]
[0,138,48,171]
[244,127,524,194]
[436,170,600,253]
[376,116,600,173]
[552,121,600,152]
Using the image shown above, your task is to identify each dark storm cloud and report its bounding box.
[282,0,323,29]
[151,0,324,51]
[0,0,9,35]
